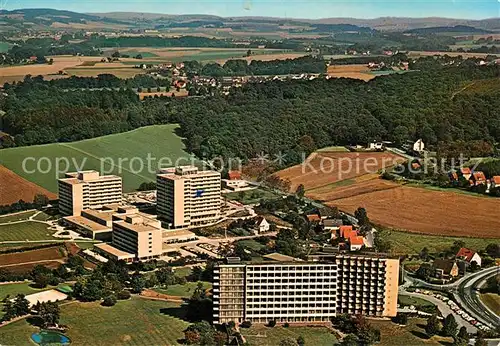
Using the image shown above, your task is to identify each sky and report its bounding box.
[2,0,499,20]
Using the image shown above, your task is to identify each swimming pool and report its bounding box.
[31,331,71,345]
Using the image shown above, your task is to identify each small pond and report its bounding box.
[31,331,70,345]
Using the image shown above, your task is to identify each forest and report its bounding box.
[1,63,500,167]
[183,56,326,76]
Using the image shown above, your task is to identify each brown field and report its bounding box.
[308,175,400,202]
[327,64,375,81]
[215,52,306,64]
[3,261,63,274]
[0,245,65,266]
[0,165,57,205]
[277,151,405,191]
[329,185,500,238]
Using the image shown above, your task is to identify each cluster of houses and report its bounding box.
[418,247,482,282]
[449,167,500,191]
[305,213,373,252]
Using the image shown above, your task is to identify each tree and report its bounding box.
[38,301,60,327]
[186,282,212,322]
[340,334,359,346]
[419,247,430,261]
[33,193,49,207]
[296,184,305,199]
[453,327,469,346]
[213,331,226,346]
[184,330,201,345]
[442,314,458,337]
[485,243,500,257]
[297,335,305,346]
[451,240,465,254]
[355,207,370,227]
[474,335,487,346]
[117,290,131,300]
[425,314,441,337]
[1,300,16,321]
[279,337,299,346]
[246,49,252,57]
[102,295,117,307]
[268,319,277,327]
[241,321,252,328]
[135,54,143,59]
[13,294,30,317]
[130,272,145,294]
[111,51,121,58]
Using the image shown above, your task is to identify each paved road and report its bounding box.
[399,291,478,333]
[455,267,500,328]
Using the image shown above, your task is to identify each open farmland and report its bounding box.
[327,64,376,81]
[329,185,500,238]
[277,151,405,191]
[0,125,199,193]
[0,165,57,205]
[0,244,65,267]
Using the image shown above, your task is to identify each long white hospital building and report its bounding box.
[213,254,399,324]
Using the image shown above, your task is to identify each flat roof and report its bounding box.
[95,243,135,259]
[113,220,160,233]
[64,215,111,233]
[162,229,196,238]
[59,178,83,186]
[263,253,303,262]
[82,209,114,222]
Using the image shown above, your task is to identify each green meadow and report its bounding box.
[0,125,201,193]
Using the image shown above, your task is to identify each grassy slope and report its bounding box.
[154,281,212,298]
[0,222,55,242]
[0,298,189,346]
[384,230,495,255]
[370,318,451,346]
[0,211,37,223]
[480,293,500,316]
[0,125,198,193]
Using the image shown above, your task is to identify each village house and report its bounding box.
[253,216,270,235]
[460,167,472,180]
[491,176,500,189]
[324,219,344,232]
[413,139,425,152]
[306,214,322,223]
[432,259,459,280]
[469,171,487,186]
[456,247,481,267]
[367,141,384,150]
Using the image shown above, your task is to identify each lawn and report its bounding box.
[480,293,500,316]
[0,124,201,193]
[155,281,212,298]
[383,230,496,255]
[224,188,280,205]
[0,282,53,301]
[173,266,192,278]
[316,146,350,152]
[241,325,337,346]
[398,295,435,309]
[0,211,37,223]
[369,318,452,346]
[238,239,266,251]
[0,222,56,242]
[0,298,190,346]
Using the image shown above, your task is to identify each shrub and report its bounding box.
[268,319,276,327]
[101,295,117,307]
[284,322,290,328]
[241,321,252,328]
[117,290,131,300]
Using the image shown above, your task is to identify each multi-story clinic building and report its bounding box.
[58,171,123,216]
[156,166,221,229]
[213,254,399,324]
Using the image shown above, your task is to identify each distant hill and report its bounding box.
[405,25,493,34]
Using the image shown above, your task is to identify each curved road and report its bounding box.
[455,267,500,328]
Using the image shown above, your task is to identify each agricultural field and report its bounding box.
[330,185,500,238]
[0,298,189,346]
[277,151,405,191]
[327,64,376,81]
[0,165,57,205]
[384,230,495,255]
[0,244,65,266]
[408,50,493,59]
[0,124,199,193]
[241,325,337,346]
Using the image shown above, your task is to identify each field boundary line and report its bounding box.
[59,143,153,182]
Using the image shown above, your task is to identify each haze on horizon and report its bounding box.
[2,0,499,20]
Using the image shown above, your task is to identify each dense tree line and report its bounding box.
[4,74,171,90]
[2,63,500,168]
[183,56,326,77]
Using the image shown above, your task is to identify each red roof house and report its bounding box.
[228,171,242,180]
[470,171,487,186]
[456,247,481,266]
[306,214,321,223]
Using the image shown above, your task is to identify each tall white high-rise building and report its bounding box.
[156,166,221,229]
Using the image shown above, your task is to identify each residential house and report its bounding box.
[413,139,425,152]
[460,168,472,180]
[253,216,270,235]
[306,214,322,223]
[491,176,500,189]
[456,248,481,267]
[469,171,487,186]
[349,236,365,251]
[433,259,459,279]
[449,171,459,182]
[324,219,343,231]
[367,142,384,150]
[228,171,242,180]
